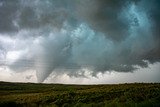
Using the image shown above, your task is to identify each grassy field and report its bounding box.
[0,82,160,107]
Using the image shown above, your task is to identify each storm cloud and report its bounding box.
[0,0,160,82]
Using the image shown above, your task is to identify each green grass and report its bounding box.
[0,82,160,107]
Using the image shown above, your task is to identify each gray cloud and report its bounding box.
[0,0,20,33]
[0,0,159,82]
[73,0,131,41]
[0,0,74,33]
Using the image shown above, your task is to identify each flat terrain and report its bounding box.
[0,82,160,107]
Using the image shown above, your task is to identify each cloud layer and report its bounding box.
[0,0,160,82]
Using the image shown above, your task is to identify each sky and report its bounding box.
[0,0,160,84]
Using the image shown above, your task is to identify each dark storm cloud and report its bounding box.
[134,0,160,63]
[17,0,73,30]
[0,0,160,82]
[0,0,74,33]
[74,0,131,41]
[0,0,20,32]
